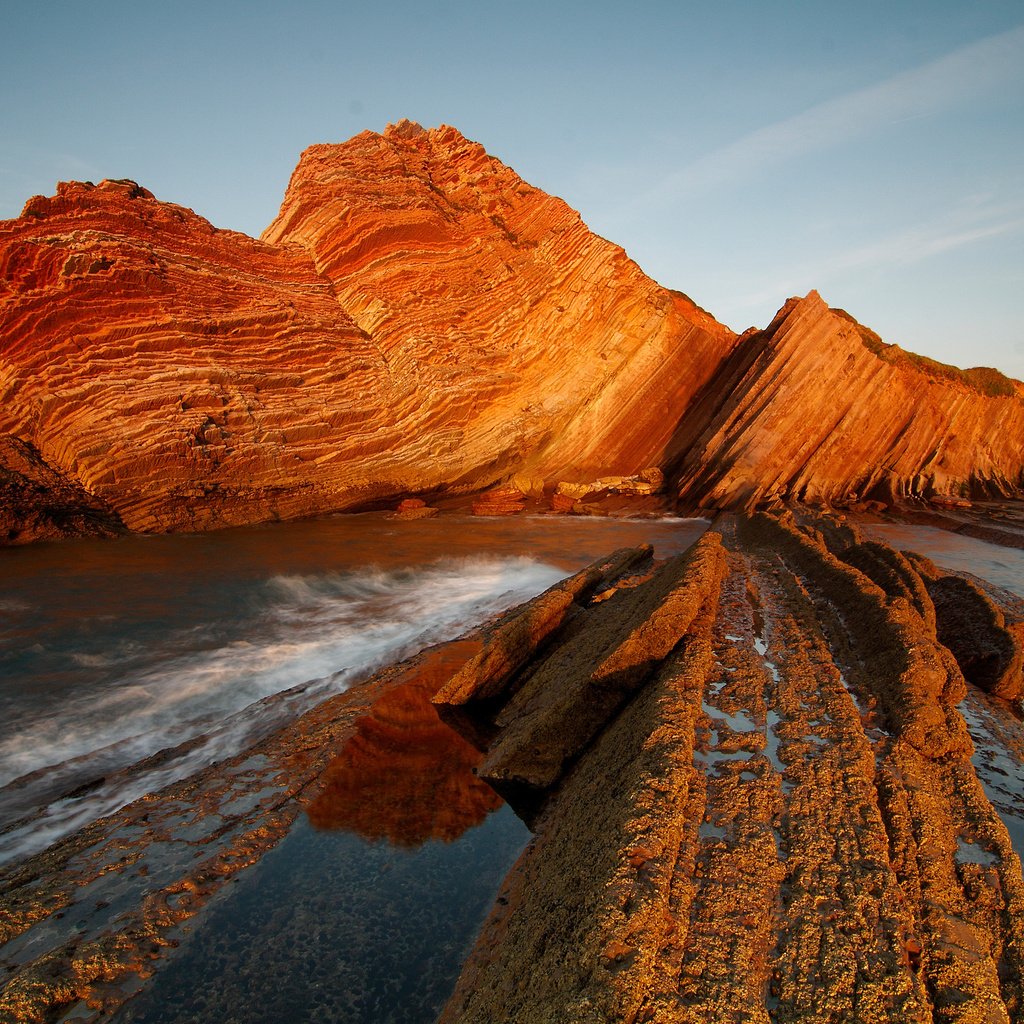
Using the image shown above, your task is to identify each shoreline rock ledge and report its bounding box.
[433,515,1024,1024]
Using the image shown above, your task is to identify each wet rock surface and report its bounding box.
[3,513,1024,1023]
[439,514,1024,1024]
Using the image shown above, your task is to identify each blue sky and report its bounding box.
[2,1,1022,377]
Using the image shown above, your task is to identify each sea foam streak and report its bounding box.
[0,556,562,864]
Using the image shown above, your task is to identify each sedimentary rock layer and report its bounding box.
[2,124,1022,541]
[262,121,736,485]
[0,178,383,534]
[440,515,1024,1024]
[0,435,122,543]
[672,292,1024,511]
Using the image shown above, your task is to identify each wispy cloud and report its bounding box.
[732,202,1024,312]
[639,24,1024,207]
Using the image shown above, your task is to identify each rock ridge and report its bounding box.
[1,127,1022,541]
[436,515,1024,1023]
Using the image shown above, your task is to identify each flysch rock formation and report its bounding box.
[436,516,1024,1024]
[0,123,735,541]
[0,178,378,536]
[2,121,1021,543]
[4,517,1022,1022]
[670,293,1024,513]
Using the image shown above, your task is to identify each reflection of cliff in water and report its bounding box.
[307,641,502,846]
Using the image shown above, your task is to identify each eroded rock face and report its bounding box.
[0,435,123,543]
[673,292,1024,512]
[262,122,738,487]
[0,178,383,534]
[0,132,739,537]
[1,129,1022,542]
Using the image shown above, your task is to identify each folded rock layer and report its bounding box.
[1,123,1022,540]
[672,293,1024,511]
[439,515,1024,1024]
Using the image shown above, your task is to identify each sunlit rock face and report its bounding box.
[262,120,738,484]
[673,292,1024,511]
[0,125,736,539]
[1,125,1022,542]
[0,178,382,534]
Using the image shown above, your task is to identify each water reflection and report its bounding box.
[307,643,502,846]
[117,643,528,1024]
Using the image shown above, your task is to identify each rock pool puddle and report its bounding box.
[959,689,1024,862]
[113,808,528,1024]
[102,653,528,1024]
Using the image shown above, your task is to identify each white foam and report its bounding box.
[0,556,563,864]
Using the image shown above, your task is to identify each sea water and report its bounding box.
[0,512,706,1023]
[0,513,705,862]
[862,522,1024,598]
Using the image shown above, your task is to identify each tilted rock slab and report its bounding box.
[673,291,1024,512]
[2,125,1023,541]
[441,516,1024,1023]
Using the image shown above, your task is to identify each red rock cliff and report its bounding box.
[673,291,1024,511]
[0,178,386,534]
[0,126,1021,541]
[262,120,736,482]
[0,126,735,537]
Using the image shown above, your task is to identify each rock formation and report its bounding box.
[3,518,1024,1022]
[1,123,1022,542]
[0,178,379,535]
[436,515,1024,1024]
[670,293,1024,512]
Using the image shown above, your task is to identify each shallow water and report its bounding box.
[862,522,1024,597]
[0,513,705,863]
[115,809,528,1024]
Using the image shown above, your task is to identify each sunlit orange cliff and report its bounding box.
[1,120,1021,542]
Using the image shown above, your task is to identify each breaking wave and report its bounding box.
[0,555,563,863]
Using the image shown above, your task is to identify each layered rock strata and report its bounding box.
[672,292,1024,512]
[439,515,1024,1024]
[0,125,736,541]
[0,178,381,535]
[262,122,736,486]
[2,126,1022,542]
[0,436,123,543]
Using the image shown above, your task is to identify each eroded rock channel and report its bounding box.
[2,513,1023,1023]
[437,514,1024,1024]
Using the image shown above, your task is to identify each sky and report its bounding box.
[2,1,1022,377]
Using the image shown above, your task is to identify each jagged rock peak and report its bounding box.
[0,122,736,539]
[674,290,1024,511]
[384,118,428,139]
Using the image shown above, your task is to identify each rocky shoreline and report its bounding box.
[437,513,1024,1023]
[2,511,1024,1022]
